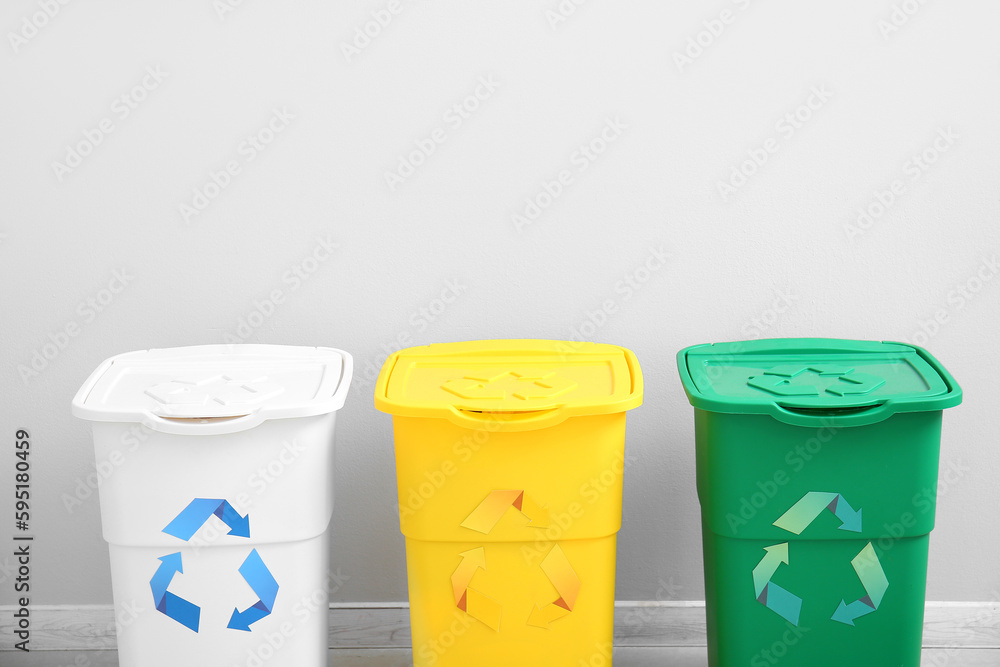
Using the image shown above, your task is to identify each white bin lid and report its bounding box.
[72,345,353,435]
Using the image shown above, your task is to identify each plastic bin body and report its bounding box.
[72,345,352,667]
[677,339,961,667]
[375,340,643,666]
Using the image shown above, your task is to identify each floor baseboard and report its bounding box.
[1,601,997,651]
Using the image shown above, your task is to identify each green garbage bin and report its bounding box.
[676,338,962,667]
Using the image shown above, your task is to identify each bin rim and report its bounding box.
[676,337,961,427]
[72,344,353,435]
[374,339,643,431]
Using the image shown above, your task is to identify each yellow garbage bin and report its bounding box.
[374,340,643,666]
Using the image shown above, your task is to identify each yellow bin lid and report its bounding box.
[374,340,643,431]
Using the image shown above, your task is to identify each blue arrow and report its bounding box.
[163,498,250,540]
[228,549,279,632]
[158,592,201,632]
[830,495,863,533]
[228,601,272,631]
[150,553,200,632]
[215,501,251,538]
[150,552,182,603]
[831,599,876,626]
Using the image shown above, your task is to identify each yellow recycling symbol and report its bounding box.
[442,371,577,401]
[452,490,581,632]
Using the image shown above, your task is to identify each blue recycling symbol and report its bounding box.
[150,498,279,633]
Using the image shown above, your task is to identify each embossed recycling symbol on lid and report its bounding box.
[145,374,285,411]
[747,365,886,398]
[441,371,578,402]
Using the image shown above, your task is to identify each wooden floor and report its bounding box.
[4,648,999,666]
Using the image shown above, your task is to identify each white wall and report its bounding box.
[1,0,998,608]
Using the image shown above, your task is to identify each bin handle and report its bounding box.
[140,410,267,435]
[446,406,570,432]
[771,402,894,427]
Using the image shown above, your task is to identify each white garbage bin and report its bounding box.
[72,344,352,667]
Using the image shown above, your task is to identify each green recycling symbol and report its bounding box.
[747,365,886,397]
[752,492,889,627]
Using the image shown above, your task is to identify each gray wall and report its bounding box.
[1,0,998,609]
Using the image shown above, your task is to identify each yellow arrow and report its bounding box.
[461,490,522,534]
[461,490,549,534]
[529,544,581,629]
[465,588,502,632]
[514,492,550,528]
[527,602,570,628]
[451,548,502,632]
[541,544,581,610]
[451,548,486,605]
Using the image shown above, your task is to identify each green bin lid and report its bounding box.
[677,338,961,426]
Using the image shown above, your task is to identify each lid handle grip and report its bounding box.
[771,402,895,427]
[141,410,267,435]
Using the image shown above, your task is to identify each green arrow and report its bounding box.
[773,492,862,534]
[752,543,789,598]
[773,492,839,534]
[825,372,885,397]
[747,374,819,396]
[831,599,876,626]
[852,542,888,607]
[763,582,802,626]
[832,542,888,626]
